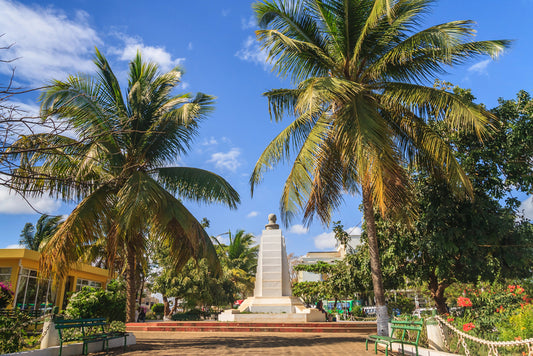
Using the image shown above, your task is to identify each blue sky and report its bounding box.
[0,0,532,256]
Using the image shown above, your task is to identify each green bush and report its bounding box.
[151,303,165,316]
[387,294,415,316]
[109,320,126,333]
[0,310,31,353]
[65,279,126,322]
[499,303,533,341]
[170,309,202,321]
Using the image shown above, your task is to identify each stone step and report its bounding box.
[126,321,376,334]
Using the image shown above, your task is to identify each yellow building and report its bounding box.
[0,249,110,311]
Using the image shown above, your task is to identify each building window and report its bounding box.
[0,267,12,283]
[75,278,102,291]
[15,268,55,311]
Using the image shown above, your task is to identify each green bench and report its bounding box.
[55,318,127,356]
[366,319,424,356]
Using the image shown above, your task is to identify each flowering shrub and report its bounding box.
[448,282,532,341]
[457,297,473,307]
[0,282,14,309]
[462,322,475,332]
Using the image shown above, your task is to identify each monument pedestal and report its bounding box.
[218,214,325,323]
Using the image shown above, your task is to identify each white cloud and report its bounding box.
[180,82,189,90]
[112,35,185,72]
[289,224,309,235]
[247,211,259,218]
[207,148,242,172]
[0,0,100,85]
[313,231,336,250]
[235,36,270,69]
[5,244,23,249]
[241,15,256,30]
[187,42,193,51]
[519,195,533,220]
[347,226,362,236]
[0,186,61,214]
[202,137,218,146]
[221,9,230,17]
[312,226,361,250]
[468,59,491,75]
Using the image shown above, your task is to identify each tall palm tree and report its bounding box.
[19,214,63,251]
[9,49,240,321]
[250,0,509,334]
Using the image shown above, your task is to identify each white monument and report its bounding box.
[218,214,325,322]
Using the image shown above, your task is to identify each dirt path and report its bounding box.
[93,331,391,355]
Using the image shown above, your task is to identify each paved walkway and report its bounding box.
[95,331,391,355]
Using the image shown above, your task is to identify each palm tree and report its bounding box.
[19,214,63,251]
[223,230,258,297]
[9,49,240,321]
[250,0,509,334]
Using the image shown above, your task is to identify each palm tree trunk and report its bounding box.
[126,243,137,323]
[362,187,389,336]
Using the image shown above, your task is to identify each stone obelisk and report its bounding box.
[253,214,291,301]
[218,214,325,322]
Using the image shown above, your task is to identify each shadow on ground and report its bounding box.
[91,334,385,355]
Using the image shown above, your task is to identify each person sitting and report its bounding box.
[137,307,146,322]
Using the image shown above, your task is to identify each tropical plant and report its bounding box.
[250,0,509,334]
[8,49,240,321]
[19,214,63,251]
[221,230,258,297]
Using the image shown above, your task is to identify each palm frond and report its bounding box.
[156,167,240,208]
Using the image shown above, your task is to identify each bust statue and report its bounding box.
[265,213,279,230]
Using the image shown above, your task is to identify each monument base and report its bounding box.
[218,296,326,322]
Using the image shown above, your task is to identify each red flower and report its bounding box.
[463,323,475,332]
[447,317,454,322]
[457,297,473,307]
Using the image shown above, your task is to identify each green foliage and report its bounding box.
[499,304,533,341]
[333,221,351,248]
[151,257,237,311]
[292,282,326,305]
[65,280,126,322]
[294,261,333,274]
[151,303,165,315]
[170,309,205,321]
[0,310,31,353]
[387,294,416,316]
[0,282,14,309]
[19,214,62,251]
[108,320,126,333]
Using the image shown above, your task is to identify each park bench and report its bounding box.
[55,318,127,356]
[366,319,424,356]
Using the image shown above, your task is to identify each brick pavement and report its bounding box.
[95,331,392,356]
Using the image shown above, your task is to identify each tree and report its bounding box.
[370,88,533,314]
[250,0,508,334]
[19,214,63,251]
[222,229,258,297]
[8,49,240,321]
